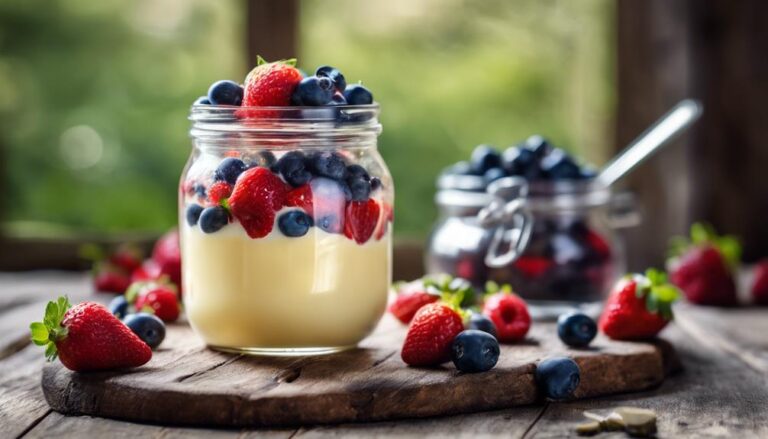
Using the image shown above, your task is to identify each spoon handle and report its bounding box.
[598,99,703,187]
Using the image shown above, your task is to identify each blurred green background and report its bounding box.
[0,0,613,239]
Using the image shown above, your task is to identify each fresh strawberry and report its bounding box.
[668,223,740,306]
[585,229,611,260]
[344,198,380,244]
[208,181,233,205]
[514,256,554,278]
[599,269,680,340]
[229,167,288,238]
[284,184,314,216]
[401,302,465,367]
[108,245,143,273]
[132,283,180,322]
[752,260,768,305]
[93,263,131,294]
[151,229,182,291]
[30,296,151,372]
[131,259,161,283]
[389,280,439,324]
[240,56,302,111]
[374,202,394,240]
[482,283,531,343]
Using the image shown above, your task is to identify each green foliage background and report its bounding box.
[0,0,613,238]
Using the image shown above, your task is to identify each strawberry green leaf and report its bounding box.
[669,222,742,269]
[30,296,72,362]
[640,269,681,321]
[30,322,49,345]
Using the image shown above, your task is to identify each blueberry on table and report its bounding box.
[467,312,498,338]
[124,313,166,349]
[343,84,374,105]
[193,96,210,105]
[470,145,502,174]
[502,146,535,176]
[276,151,312,187]
[293,76,335,106]
[310,151,348,180]
[108,295,130,319]
[214,157,247,185]
[535,357,581,400]
[315,65,347,92]
[199,206,229,233]
[525,135,552,158]
[207,80,244,106]
[541,149,581,180]
[484,167,507,184]
[451,330,500,373]
[185,203,204,226]
[278,211,314,237]
[557,312,597,347]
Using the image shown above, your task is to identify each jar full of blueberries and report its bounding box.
[426,137,638,317]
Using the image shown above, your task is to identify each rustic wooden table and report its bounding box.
[2,271,768,438]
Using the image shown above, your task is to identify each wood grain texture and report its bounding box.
[41,316,674,428]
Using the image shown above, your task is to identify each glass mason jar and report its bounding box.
[180,105,393,355]
[426,175,636,317]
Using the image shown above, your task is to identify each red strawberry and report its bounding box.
[208,181,233,205]
[482,288,531,343]
[599,269,680,340]
[30,297,151,372]
[152,229,182,292]
[752,260,768,305]
[389,281,439,324]
[229,167,288,238]
[237,57,303,119]
[93,263,131,294]
[401,303,465,367]
[284,184,314,216]
[374,202,393,240]
[344,199,380,244]
[136,287,180,322]
[108,245,142,273]
[668,223,739,306]
[514,256,553,278]
[586,229,611,260]
[131,259,161,283]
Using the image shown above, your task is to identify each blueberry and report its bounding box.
[309,151,348,180]
[369,177,382,191]
[199,206,229,233]
[330,93,347,105]
[502,147,535,176]
[535,357,581,400]
[214,158,247,185]
[108,295,130,319]
[525,135,552,158]
[343,84,373,105]
[315,65,347,92]
[484,167,506,184]
[193,96,210,105]
[469,145,502,174]
[124,313,166,349]
[443,161,475,176]
[185,203,204,226]
[276,151,312,187]
[292,76,335,106]
[557,312,597,347]
[467,312,498,338]
[316,215,342,234]
[451,330,500,373]
[207,80,244,106]
[541,149,581,180]
[278,210,314,237]
[346,164,370,181]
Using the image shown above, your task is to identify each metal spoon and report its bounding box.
[598,99,703,187]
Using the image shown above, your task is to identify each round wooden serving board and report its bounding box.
[42,315,678,428]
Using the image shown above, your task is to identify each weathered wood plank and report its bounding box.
[0,271,90,311]
[41,316,673,428]
[523,323,768,438]
[0,346,52,438]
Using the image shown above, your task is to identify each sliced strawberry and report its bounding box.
[229,167,288,238]
[208,181,234,205]
[284,184,314,216]
[344,199,380,244]
[374,202,393,240]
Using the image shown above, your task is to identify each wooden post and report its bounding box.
[245,0,299,64]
